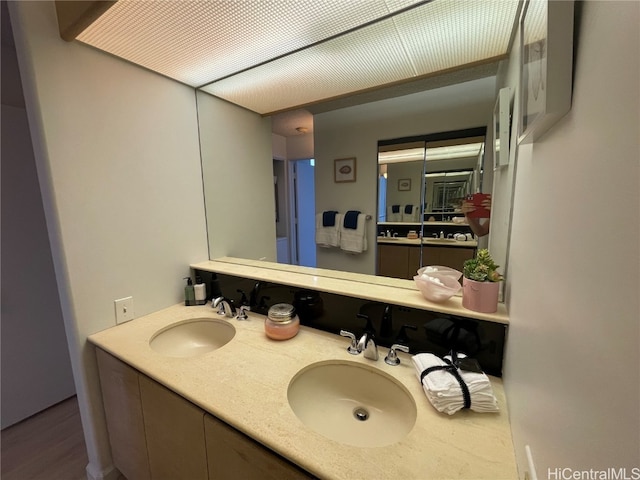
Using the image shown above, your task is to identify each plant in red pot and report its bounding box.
[462,249,503,313]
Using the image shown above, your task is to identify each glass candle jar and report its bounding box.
[265,303,300,340]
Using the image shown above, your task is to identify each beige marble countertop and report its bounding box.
[192,257,509,325]
[88,304,517,480]
[378,237,478,247]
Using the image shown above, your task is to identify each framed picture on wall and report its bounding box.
[519,0,574,144]
[398,178,411,191]
[334,157,356,183]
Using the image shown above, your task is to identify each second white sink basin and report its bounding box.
[149,318,235,358]
[287,360,417,447]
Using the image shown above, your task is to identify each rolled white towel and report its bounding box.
[411,353,499,415]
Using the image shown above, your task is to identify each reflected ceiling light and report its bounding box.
[379,143,483,164]
[425,170,473,178]
[76,0,520,114]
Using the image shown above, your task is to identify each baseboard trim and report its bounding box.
[86,462,120,480]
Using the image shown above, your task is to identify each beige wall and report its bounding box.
[9,2,209,478]
[197,91,276,262]
[504,1,639,476]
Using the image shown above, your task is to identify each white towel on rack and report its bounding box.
[339,213,367,253]
[411,353,499,415]
[386,206,402,222]
[315,212,341,247]
[402,205,419,222]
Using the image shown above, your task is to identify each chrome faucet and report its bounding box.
[356,313,378,361]
[358,333,379,360]
[212,296,236,318]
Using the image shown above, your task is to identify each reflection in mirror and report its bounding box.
[376,130,487,280]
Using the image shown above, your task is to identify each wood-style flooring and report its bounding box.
[1,396,89,480]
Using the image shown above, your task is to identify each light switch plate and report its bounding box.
[114,296,134,324]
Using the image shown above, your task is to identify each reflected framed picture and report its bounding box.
[334,157,356,183]
[398,178,411,191]
[519,0,574,144]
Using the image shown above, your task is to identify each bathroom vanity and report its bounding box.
[377,237,477,279]
[88,259,515,479]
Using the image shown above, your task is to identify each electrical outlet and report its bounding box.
[114,296,134,324]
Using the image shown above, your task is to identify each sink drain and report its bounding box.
[353,407,370,421]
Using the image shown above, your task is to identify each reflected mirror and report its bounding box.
[376,129,487,280]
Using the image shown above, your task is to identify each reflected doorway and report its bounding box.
[289,159,316,267]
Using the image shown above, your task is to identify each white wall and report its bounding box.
[1,103,76,428]
[10,2,209,478]
[198,91,276,261]
[314,77,495,274]
[287,132,313,160]
[504,1,639,476]
[386,160,424,213]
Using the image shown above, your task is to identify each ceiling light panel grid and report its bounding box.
[77,0,426,86]
[200,17,417,113]
[393,0,520,75]
[200,0,518,113]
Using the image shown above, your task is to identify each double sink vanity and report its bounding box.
[88,258,516,479]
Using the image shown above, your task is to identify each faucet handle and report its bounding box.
[384,344,410,366]
[236,305,250,320]
[339,330,360,355]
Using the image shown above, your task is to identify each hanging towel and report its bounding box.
[340,212,367,253]
[315,212,341,247]
[411,353,499,415]
[322,210,339,227]
[386,206,402,222]
[402,204,418,222]
[343,210,361,229]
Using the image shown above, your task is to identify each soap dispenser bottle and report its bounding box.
[184,277,196,306]
[194,275,206,305]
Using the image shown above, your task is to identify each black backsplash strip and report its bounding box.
[194,270,506,377]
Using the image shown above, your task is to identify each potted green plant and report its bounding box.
[462,249,503,313]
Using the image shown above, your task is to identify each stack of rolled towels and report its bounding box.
[411,352,499,415]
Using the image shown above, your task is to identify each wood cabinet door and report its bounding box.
[204,414,312,480]
[377,244,409,279]
[96,349,151,480]
[139,375,208,480]
[407,246,422,279]
[438,247,475,273]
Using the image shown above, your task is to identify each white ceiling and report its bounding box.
[77,0,521,116]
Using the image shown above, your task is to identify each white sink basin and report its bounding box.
[149,318,235,358]
[287,360,417,447]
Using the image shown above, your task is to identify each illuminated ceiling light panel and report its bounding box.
[201,18,416,113]
[378,148,426,164]
[202,0,519,113]
[392,0,519,74]
[379,143,483,164]
[77,0,427,87]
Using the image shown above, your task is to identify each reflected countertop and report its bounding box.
[378,237,478,247]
